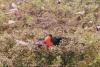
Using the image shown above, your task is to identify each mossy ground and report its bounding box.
[0,0,100,67]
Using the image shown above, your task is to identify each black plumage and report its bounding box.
[35,35,62,46]
[52,36,62,46]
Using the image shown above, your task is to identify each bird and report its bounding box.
[43,34,53,48]
[52,36,62,46]
[35,34,62,48]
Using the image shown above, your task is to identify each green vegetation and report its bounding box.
[0,0,100,67]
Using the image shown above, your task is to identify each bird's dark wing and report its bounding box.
[52,36,62,45]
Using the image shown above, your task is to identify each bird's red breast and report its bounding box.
[44,36,53,48]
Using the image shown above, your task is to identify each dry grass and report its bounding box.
[0,0,100,67]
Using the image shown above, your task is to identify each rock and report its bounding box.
[75,11,85,15]
[96,25,100,31]
[6,3,19,15]
[35,38,44,45]
[57,0,62,4]
[0,4,6,10]
[11,3,17,9]
[8,8,19,15]
[82,21,93,29]
[16,40,28,46]
[8,20,16,24]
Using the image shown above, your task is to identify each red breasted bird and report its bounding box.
[43,34,53,48]
[35,34,62,48]
[44,34,62,47]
